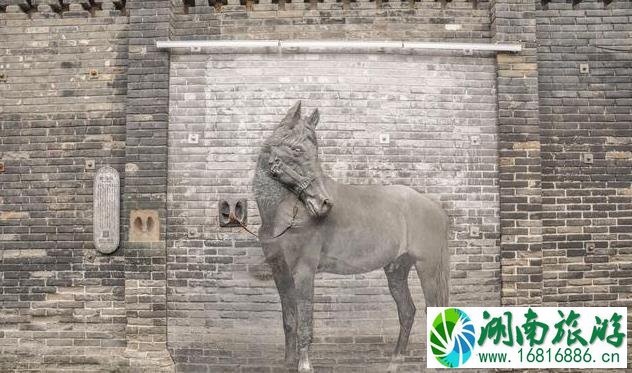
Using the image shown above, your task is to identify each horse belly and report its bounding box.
[318,230,403,275]
[315,185,409,275]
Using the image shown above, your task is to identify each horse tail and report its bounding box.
[437,215,450,306]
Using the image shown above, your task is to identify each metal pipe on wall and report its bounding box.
[156,40,523,53]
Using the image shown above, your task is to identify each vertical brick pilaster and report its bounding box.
[492,0,543,305]
[123,0,174,370]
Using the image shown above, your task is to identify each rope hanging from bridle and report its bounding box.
[228,196,300,240]
[228,211,259,238]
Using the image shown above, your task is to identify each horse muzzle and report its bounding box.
[305,196,333,218]
[304,176,333,217]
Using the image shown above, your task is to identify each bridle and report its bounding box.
[269,154,317,199]
[236,153,318,240]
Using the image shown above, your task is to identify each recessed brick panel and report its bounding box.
[167,51,501,370]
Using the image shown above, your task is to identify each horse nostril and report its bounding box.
[322,199,333,211]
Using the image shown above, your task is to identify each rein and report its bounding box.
[229,211,259,238]
[229,189,301,240]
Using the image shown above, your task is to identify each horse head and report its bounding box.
[264,101,333,218]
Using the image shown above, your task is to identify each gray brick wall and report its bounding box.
[491,0,544,306]
[537,0,632,364]
[123,0,175,370]
[169,0,492,41]
[0,6,129,372]
[167,51,500,371]
[1,0,631,371]
[537,0,632,306]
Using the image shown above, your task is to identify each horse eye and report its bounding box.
[269,157,281,176]
[292,147,303,154]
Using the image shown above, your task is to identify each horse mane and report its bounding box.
[253,151,290,226]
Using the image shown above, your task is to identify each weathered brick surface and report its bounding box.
[491,0,544,306]
[167,51,500,371]
[170,0,493,41]
[536,0,632,365]
[123,0,175,370]
[538,0,632,306]
[1,0,632,371]
[0,8,129,373]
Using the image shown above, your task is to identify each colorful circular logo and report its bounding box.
[430,308,476,368]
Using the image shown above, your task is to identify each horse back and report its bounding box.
[314,183,447,273]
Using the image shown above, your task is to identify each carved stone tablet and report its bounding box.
[93,166,120,254]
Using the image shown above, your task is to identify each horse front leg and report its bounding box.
[269,257,298,367]
[292,264,316,373]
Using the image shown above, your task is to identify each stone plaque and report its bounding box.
[93,166,120,254]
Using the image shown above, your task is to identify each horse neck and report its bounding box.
[253,152,291,223]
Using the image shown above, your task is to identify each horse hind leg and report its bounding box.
[384,255,416,373]
[415,246,450,308]
[416,262,440,309]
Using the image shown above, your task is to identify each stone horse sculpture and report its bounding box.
[253,101,450,373]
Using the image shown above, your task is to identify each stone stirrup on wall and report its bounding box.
[155,40,523,54]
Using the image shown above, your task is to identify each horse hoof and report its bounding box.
[297,359,313,373]
[297,348,312,373]
[386,362,398,373]
[387,354,404,373]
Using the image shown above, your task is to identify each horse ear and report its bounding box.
[280,101,301,129]
[307,109,319,129]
